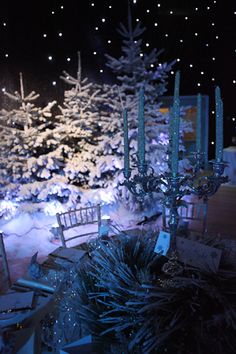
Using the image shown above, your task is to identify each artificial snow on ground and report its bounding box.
[0,202,159,287]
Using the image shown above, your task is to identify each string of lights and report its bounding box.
[1,0,236,149]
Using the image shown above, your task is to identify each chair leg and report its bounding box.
[56,214,67,247]
[0,232,11,289]
[202,199,208,234]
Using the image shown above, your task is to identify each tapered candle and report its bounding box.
[215,86,223,162]
[123,108,130,178]
[168,107,174,168]
[171,71,180,176]
[137,87,145,169]
[196,93,202,152]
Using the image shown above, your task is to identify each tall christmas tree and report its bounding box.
[58,50,142,207]
[57,52,110,192]
[106,6,174,101]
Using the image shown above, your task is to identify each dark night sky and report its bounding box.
[1,0,236,151]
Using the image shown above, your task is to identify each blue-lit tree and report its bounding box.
[57,53,124,205]
[0,73,79,216]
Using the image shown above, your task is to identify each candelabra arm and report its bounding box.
[186,160,228,200]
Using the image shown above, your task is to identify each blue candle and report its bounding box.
[196,93,202,152]
[168,107,173,167]
[123,108,130,178]
[137,87,145,169]
[215,87,223,162]
[171,71,180,176]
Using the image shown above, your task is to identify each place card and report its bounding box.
[154,231,171,256]
[176,236,222,272]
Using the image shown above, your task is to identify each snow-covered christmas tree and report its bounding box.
[57,53,115,197]
[0,73,79,218]
[58,53,137,206]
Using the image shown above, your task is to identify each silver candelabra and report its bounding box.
[123,153,228,249]
[122,72,228,250]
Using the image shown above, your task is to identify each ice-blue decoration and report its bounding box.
[196,93,202,152]
[154,231,171,256]
[171,71,180,176]
[215,86,223,162]
[137,87,145,170]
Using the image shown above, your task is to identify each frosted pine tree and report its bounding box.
[57,52,109,194]
[105,10,174,174]
[58,53,136,205]
[0,73,78,216]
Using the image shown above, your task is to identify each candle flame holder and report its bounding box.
[190,150,205,174]
[187,158,228,200]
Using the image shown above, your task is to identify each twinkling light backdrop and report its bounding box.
[1,0,236,151]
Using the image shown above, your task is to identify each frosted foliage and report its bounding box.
[0,40,192,213]
[105,13,175,101]
[0,74,76,206]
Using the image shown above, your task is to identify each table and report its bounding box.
[223,146,236,184]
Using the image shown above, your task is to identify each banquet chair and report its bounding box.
[0,231,11,291]
[56,204,102,247]
[162,200,208,235]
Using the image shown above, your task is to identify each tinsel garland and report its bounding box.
[42,233,236,353]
